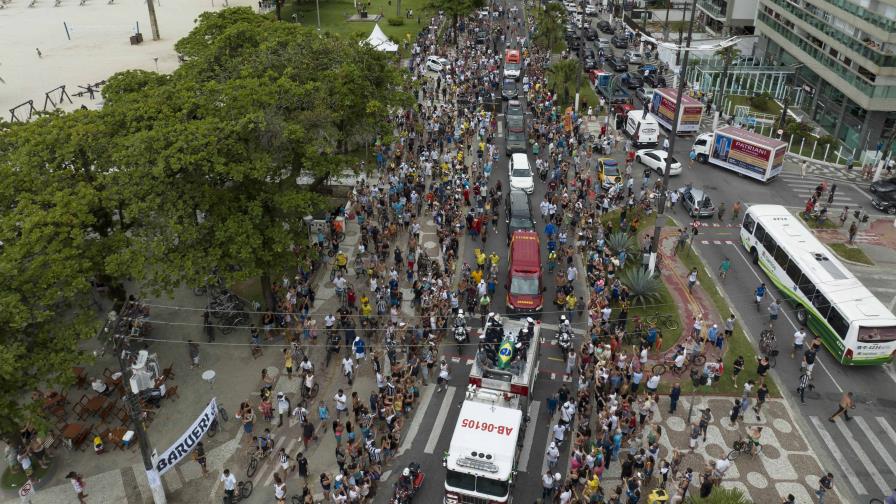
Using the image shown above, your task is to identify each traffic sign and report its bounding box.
[18,480,34,498]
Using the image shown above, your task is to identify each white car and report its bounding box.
[564,2,577,12]
[636,149,683,176]
[585,4,598,15]
[426,56,449,73]
[624,51,644,64]
[509,153,535,194]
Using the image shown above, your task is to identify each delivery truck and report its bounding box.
[649,88,705,135]
[590,70,631,105]
[692,126,788,183]
[624,109,660,147]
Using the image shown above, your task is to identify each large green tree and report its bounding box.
[533,2,565,52]
[715,45,741,114]
[425,0,486,44]
[0,111,125,435]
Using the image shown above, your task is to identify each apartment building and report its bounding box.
[755,0,896,152]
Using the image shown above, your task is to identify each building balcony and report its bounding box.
[696,0,727,19]
[763,0,896,68]
[812,0,896,33]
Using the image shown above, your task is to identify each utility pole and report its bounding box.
[675,0,686,64]
[104,308,167,504]
[146,0,160,41]
[574,5,586,113]
[663,0,671,41]
[650,0,698,262]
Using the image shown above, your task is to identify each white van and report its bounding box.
[509,153,535,194]
[625,110,659,147]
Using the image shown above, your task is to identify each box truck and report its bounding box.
[692,126,788,183]
[649,88,705,134]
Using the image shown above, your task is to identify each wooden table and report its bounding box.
[107,426,128,449]
[62,423,87,450]
[104,374,123,395]
[42,392,65,409]
[84,395,108,415]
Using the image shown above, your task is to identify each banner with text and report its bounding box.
[155,397,217,475]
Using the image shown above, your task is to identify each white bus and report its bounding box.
[740,204,896,365]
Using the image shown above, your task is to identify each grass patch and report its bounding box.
[828,243,874,265]
[627,275,681,353]
[280,0,431,47]
[2,465,50,489]
[677,245,780,397]
[723,94,781,117]
[798,213,839,229]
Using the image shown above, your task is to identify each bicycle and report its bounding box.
[206,404,229,438]
[646,312,680,330]
[759,324,777,355]
[223,480,253,503]
[652,349,706,376]
[245,445,271,478]
[726,434,760,460]
[301,379,320,400]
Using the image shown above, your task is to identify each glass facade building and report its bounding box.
[755,0,896,153]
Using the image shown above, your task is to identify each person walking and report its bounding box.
[768,299,780,324]
[732,355,745,388]
[848,221,858,244]
[731,201,741,221]
[728,399,741,426]
[687,267,698,293]
[188,340,200,369]
[753,382,769,420]
[546,442,560,469]
[800,160,808,177]
[67,471,88,503]
[791,327,807,358]
[220,469,236,502]
[718,257,731,280]
[754,282,766,310]
[828,391,855,422]
[668,382,681,413]
[815,472,834,504]
[717,202,725,221]
[698,408,713,442]
[192,442,209,476]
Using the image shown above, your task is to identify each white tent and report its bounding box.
[362,24,398,52]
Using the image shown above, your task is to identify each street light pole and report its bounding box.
[574,6,586,113]
[104,309,167,504]
[650,0,699,261]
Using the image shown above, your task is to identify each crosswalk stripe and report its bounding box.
[713,240,721,245]
[854,417,896,481]
[831,416,890,495]
[424,386,457,454]
[398,384,435,456]
[517,400,541,472]
[809,416,867,495]
[876,416,896,451]
[252,435,286,488]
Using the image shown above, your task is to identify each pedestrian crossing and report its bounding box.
[777,173,863,213]
[809,414,896,497]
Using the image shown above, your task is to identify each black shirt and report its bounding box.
[805,348,817,365]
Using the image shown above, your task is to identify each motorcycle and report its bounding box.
[557,329,572,355]
[325,333,341,368]
[454,312,469,353]
[853,208,869,223]
[391,463,425,504]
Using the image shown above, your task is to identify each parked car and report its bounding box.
[643,73,667,88]
[584,56,599,71]
[621,72,644,89]
[595,38,611,50]
[606,55,628,72]
[567,37,582,50]
[597,158,622,189]
[680,187,717,217]
[585,27,598,41]
[636,149,682,175]
[872,191,896,215]
[636,86,655,103]
[870,176,896,195]
[585,4,598,15]
[425,56,449,73]
[501,79,519,100]
[623,51,644,64]
[597,20,613,33]
[611,34,628,48]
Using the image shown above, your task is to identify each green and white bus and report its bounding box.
[741,204,896,365]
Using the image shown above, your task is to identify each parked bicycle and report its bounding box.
[206,404,229,438]
[646,312,680,330]
[223,479,253,503]
[652,347,706,376]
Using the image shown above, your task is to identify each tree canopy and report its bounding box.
[0,7,411,433]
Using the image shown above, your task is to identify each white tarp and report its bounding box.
[154,397,217,475]
[362,24,398,52]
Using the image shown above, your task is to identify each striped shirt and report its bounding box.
[798,373,810,390]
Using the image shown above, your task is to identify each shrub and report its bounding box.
[619,268,662,306]
[605,231,637,256]
[387,16,404,26]
[688,487,752,504]
[749,92,776,113]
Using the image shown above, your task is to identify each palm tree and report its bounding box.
[689,487,751,504]
[533,3,565,52]
[715,45,741,116]
[548,59,579,108]
[425,0,486,45]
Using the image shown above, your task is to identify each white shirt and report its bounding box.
[674,353,686,368]
[275,482,286,498]
[342,357,354,375]
[542,473,554,488]
[221,473,237,491]
[647,374,661,389]
[324,315,336,328]
[552,423,566,441]
[794,330,807,345]
[334,276,347,290]
[714,457,732,475]
[334,393,347,411]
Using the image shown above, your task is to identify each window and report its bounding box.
[773,245,789,269]
[785,261,804,287]
[755,223,767,245]
[826,309,849,339]
[811,292,831,319]
[742,213,756,233]
[797,272,816,298]
[761,230,777,255]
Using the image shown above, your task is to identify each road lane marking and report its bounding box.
[831,416,890,495]
[854,417,896,482]
[398,384,435,456]
[809,416,866,495]
[424,386,457,454]
[730,245,844,393]
[876,416,896,447]
[517,400,541,472]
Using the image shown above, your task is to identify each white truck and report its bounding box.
[649,88,705,135]
[444,318,540,504]
[624,110,660,147]
[692,125,788,183]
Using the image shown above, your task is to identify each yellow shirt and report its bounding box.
[470,270,483,285]
[566,296,577,310]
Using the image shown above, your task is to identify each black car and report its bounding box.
[585,27,598,41]
[611,34,628,48]
[606,55,628,72]
[501,79,519,100]
[870,176,896,195]
[474,30,488,45]
[597,20,613,33]
[506,189,535,240]
[567,37,582,50]
[643,73,667,88]
[872,191,896,215]
[621,72,643,89]
[584,56,598,71]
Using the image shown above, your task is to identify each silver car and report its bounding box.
[680,187,717,218]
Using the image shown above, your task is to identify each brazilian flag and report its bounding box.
[497,339,514,369]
